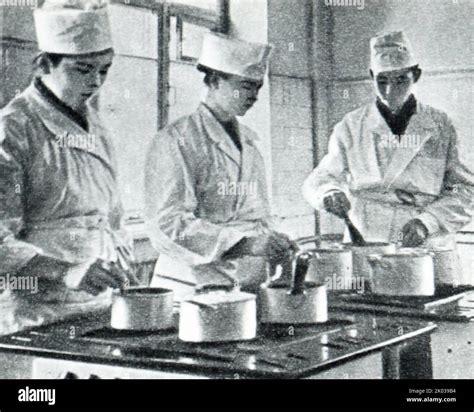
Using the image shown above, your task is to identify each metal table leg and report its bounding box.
[382,334,433,379]
[382,346,400,379]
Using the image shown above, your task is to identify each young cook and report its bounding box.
[303,31,473,284]
[145,33,297,300]
[0,0,138,334]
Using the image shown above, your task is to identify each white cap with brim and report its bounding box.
[198,33,272,82]
[34,0,113,55]
[370,31,418,75]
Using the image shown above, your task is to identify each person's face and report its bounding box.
[373,68,416,112]
[47,51,114,110]
[215,76,263,117]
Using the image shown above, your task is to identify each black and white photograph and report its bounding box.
[0,0,473,409]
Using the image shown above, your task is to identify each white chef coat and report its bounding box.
[303,100,473,252]
[145,104,273,300]
[0,81,132,334]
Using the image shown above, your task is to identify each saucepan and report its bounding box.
[344,242,397,289]
[305,244,353,285]
[179,284,257,343]
[367,248,435,296]
[110,287,175,331]
[260,251,328,324]
[297,237,396,291]
[431,248,460,286]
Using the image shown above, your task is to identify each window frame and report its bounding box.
[110,0,229,34]
[110,0,229,129]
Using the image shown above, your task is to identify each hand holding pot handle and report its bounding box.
[79,259,141,295]
[267,251,295,287]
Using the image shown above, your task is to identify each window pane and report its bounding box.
[181,21,207,60]
[170,16,208,62]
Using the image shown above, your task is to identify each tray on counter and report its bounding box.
[328,286,474,322]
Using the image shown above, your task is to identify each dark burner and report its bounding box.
[81,327,176,340]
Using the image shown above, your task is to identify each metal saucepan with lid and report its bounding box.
[304,244,353,286]
[344,242,397,289]
[111,287,175,331]
[367,248,435,296]
[297,237,396,292]
[179,284,257,343]
[259,252,328,324]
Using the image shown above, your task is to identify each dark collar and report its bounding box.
[34,77,89,132]
[202,103,241,151]
[376,94,417,136]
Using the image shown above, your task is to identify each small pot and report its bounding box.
[260,252,328,324]
[344,242,397,287]
[431,248,460,286]
[179,284,257,343]
[305,245,353,285]
[111,287,174,331]
[368,250,435,296]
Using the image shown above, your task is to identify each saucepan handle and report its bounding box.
[290,252,312,295]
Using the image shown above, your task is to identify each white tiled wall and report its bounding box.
[267,0,312,79]
[269,76,316,240]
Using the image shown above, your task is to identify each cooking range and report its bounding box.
[1,236,471,379]
[0,309,436,379]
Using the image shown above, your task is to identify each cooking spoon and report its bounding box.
[341,211,366,246]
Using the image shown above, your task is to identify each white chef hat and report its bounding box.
[198,33,272,82]
[34,0,113,55]
[370,31,418,75]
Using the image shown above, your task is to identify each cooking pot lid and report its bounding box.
[186,290,256,306]
[116,287,173,297]
[343,242,393,247]
[376,252,432,257]
[310,247,348,253]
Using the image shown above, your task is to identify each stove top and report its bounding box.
[0,313,437,378]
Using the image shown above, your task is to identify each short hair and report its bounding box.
[33,52,65,72]
[370,65,422,82]
[32,48,115,73]
[197,64,230,87]
[410,65,422,82]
